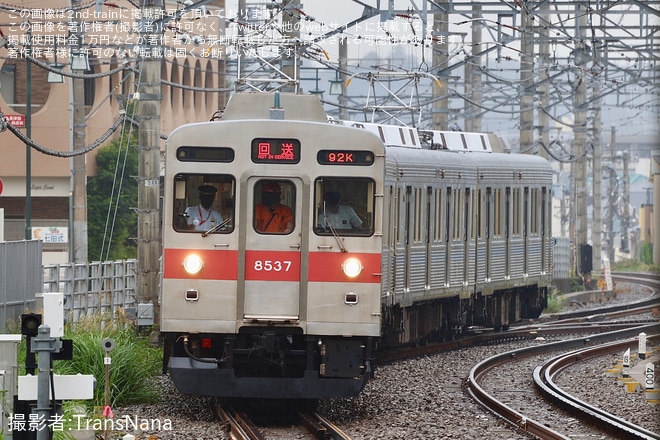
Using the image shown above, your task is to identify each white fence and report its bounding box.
[0,240,140,331]
[42,259,139,323]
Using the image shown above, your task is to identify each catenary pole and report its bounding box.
[136,0,164,313]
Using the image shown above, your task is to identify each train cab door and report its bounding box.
[240,177,304,322]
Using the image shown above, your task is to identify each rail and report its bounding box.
[466,323,660,439]
[213,401,352,440]
[534,335,660,440]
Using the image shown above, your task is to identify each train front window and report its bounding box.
[173,174,235,234]
[254,179,296,234]
[315,178,374,236]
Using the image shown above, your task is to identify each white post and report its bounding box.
[645,363,655,390]
[638,332,647,360]
[622,348,631,378]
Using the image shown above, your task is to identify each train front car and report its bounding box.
[161,93,385,399]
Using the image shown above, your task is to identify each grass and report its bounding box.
[12,313,163,439]
[12,313,162,427]
[544,290,564,313]
[52,314,162,409]
[611,259,660,274]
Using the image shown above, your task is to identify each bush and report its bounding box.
[52,314,162,409]
[544,290,563,314]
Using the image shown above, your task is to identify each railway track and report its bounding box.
[534,335,660,440]
[214,401,352,440]
[466,322,660,440]
[202,276,660,439]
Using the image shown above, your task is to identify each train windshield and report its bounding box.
[253,179,296,234]
[314,177,375,236]
[172,174,235,234]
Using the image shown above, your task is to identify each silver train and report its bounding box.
[160,93,553,399]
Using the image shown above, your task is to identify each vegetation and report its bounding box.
[570,278,585,292]
[10,314,162,439]
[611,258,660,274]
[16,314,161,408]
[87,135,139,261]
[639,242,653,265]
[53,314,162,408]
[544,290,563,313]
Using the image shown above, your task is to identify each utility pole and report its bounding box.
[71,62,88,263]
[537,1,550,160]
[25,28,32,240]
[136,0,164,311]
[69,0,88,263]
[592,74,602,272]
[607,127,616,263]
[574,4,589,276]
[621,150,630,253]
[432,10,448,130]
[465,5,482,132]
[653,150,660,265]
[281,0,300,93]
[519,3,534,155]
[338,37,348,120]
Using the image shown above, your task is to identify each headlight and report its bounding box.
[182,254,204,274]
[342,257,363,278]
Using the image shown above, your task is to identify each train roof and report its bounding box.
[385,145,553,183]
[221,92,328,122]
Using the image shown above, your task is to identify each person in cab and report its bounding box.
[185,185,224,231]
[255,181,294,233]
[319,191,362,230]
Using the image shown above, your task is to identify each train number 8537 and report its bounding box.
[254,260,292,272]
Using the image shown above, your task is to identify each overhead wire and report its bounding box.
[0,0,655,148]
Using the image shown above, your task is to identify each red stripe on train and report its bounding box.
[163,248,381,284]
[163,248,238,280]
[307,252,381,284]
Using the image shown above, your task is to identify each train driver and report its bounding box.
[319,191,363,230]
[255,181,294,233]
[185,185,224,231]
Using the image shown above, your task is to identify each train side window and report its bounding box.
[474,189,483,240]
[541,187,549,236]
[314,177,375,236]
[445,187,451,243]
[452,188,463,241]
[464,188,470,241]
[173,174,235,233]
[505,187,511,239]
[530,188,539,235]
[512,188,521,237]
[485,187,492,239]
[433,188,442,242]
[493,188,502,238]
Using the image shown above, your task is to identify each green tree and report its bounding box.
[640,241,653,265]
[87,135,138,260]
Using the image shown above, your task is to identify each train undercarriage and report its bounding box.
[381,284,549,347]
[163,329,375,399]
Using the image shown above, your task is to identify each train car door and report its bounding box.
[241,177,304,322]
